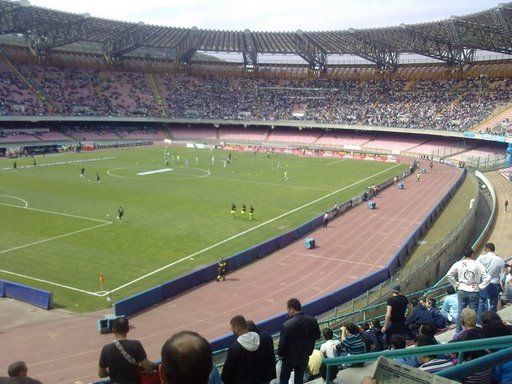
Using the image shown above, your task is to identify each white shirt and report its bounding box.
[446,258,491,292]
[320,339,341,358]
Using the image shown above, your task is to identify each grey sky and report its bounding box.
[27,0,502,32]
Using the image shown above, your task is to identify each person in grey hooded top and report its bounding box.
[222,315,275,384]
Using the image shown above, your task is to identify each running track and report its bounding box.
[0,162,462,384]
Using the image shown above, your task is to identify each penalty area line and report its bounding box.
[0,202,111,223]
[109,163,402,294]
[0,269,101,297]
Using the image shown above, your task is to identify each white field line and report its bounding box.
[1,156,116,171]
[108,164,402,295]
[325,159,348,166]
[0,269,102,296]
[107,166,211,180]
[1,202,111,296]
[0,202,112,223]
[0,195,29,207]
[137,168,172,175]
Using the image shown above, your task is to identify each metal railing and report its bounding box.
[323,335,512,382]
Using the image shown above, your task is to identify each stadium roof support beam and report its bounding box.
[176,27,200,65]
[491,5,512,49]
[346,29,398,70]
[0,3,90,57]
[1,1,512,67]
[104,23,146,61]
[242,29,258,70]
[444,19,475,64]
[398,25,470,66]
[26,18,94,56]
[0,1,24,35]
[0,5,52,56]
[294,30,327,71]
[447,17,512,56]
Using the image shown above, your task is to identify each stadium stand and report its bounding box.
[218,127,269,142]
[0,131,41,143]
[33,130,73,141]
[2,2,512,384]
[2,59,512,133]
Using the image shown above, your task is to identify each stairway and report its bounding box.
[147,72,168,117]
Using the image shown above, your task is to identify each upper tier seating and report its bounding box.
[1,63,511,132]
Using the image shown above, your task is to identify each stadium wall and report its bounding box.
[0,280,53,309]
[472,171,497,251]
[114,167,467,350]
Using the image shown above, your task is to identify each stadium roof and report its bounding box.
[0,0,511,69]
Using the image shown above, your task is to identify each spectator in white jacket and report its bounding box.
[446,247,491,332]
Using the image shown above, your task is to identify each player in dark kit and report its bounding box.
[231,203,236,217]
[216,258,227,282]
[117,206,124,221]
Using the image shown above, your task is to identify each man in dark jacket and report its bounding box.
[277,298,321,384]
[406,296,437,339]
[247,320,277,383]
[222,315,274,384]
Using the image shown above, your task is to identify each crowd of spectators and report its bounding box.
[0,127,165,143]
[12,64,162,117]
[309,291,511,383]
[0,62,46,116]
[1,62,512,132]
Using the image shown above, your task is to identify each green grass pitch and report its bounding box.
[0,146,407,312]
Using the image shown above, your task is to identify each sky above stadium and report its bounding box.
[27,0,502,31]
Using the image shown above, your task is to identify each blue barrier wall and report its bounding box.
[0,280,53,309]
[114,168,466,349]
[115,285,163,316]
